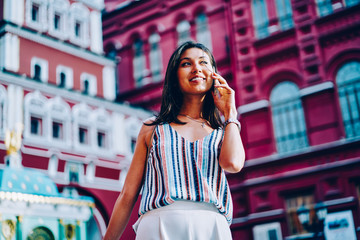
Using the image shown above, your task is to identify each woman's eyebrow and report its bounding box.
[179,56,209,62]
[179,57,191,62]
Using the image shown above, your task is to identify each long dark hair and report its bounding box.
[147,41,223,129]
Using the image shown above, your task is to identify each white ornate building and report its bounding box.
[0,0,151,238]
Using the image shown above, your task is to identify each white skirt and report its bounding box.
[133,200,232,240]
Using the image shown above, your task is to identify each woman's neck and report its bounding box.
[179,95,205,118]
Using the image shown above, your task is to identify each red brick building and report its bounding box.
[103,0,360,239]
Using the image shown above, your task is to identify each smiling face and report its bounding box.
[177,47,214,95]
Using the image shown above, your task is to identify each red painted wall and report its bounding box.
[19,38,105,98]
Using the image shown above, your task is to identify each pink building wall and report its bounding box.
[103,0,360,239]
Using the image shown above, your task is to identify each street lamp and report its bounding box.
[296,202,327,239]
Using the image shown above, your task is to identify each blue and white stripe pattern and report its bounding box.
[138,123,233,224]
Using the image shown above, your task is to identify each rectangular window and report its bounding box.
[82,80,89,95]
[31,4,40,22]
[52,121,63,139]
[75,21,82,38]
[79,127,88,144]
[97,131,106,148]
[59,72,66,88]
[69,163,80,183]
[34,64,41,81]
[30,116,42,136]
[285,193,314,235]
[54,13,61,30]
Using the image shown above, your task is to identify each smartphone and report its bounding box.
[212,66,220,98]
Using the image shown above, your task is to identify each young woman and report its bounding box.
[104,41,245,240]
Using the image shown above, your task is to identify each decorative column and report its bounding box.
[15,216,22,240]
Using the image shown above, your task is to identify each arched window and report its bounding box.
[149,32,163,82]
[133,38,146,87]
[92,108,112,153]
[48,0,69,40]
[46,96,71,147]
[25,0,48,32]
[69,3,90,48]
[177,20,191,45]
[24,91,48,143]
[196,13,212,50]
[56,65,73,89]
[275,0,294,31]
[72,103,93,152]
[31,57,48,83]
[336,61,360,138]
[270,81,308,153]
[80,73,97,96]
[252,0,269,39]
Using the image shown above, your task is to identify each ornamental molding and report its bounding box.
[2,24,114,67]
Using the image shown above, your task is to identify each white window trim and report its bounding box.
[253,222,283,240]
[149,33,163,82]
[125,117,142,155]
[23,90,48,143]
[46,96,71,148]
[25,0,48,32]
[196,13,212,51]
[92,108,113,154]
[80,72,97,96]
[31,57,49,83]
[69,2,90,48]
[56,65,74,89]
[177,20,191,45]
[48,0,70,40]
[65,161,84,184]
[72,103,94,153]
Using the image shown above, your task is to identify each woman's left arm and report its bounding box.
[212,72,245,173]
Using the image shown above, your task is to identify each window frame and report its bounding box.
[270,81,309,154]
[195,13,212,51]
[25,0,48,32]
[336,61,360,138]
[69,3,90,48]
[23,91,48,143]
[46,96,71,148]
[80,72,97,96]
[149,32,163,83]
[56,65,74,89]
[48,0,70,40]
[31,57,48,83]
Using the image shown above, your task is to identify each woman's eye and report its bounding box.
[181,62,190,67]
[200,61,208,65]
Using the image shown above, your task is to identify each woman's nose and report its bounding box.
[192,63,202,73]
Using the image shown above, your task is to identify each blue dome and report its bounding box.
[0,167,59,196]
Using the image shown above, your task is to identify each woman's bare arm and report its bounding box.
[103,122,154,240]
[212,72,245,173]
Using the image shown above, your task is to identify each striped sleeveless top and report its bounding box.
[138,123,233,224]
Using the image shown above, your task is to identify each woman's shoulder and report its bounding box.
[139,117,158,146]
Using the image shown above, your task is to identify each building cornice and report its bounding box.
[1,23,115,67]
[0,71,151,118]
[238,100,269,115]
[238,81,335,115]
[300,81,334,97]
